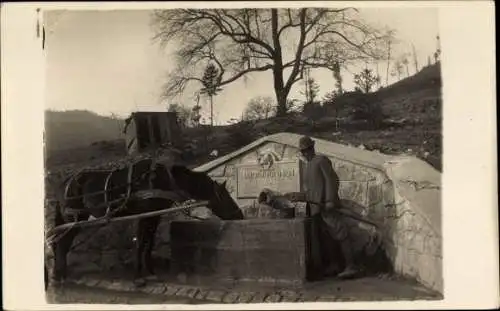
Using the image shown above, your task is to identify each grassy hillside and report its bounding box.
[45,62,442,176]
[181,62,442,171]
[44,110,124,152]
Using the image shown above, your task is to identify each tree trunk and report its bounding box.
[271,9,288,117]
[210,95,214,127]
[275,90,288,116]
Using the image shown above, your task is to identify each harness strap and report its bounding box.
[104,169,115,215]
[166,166,190,201]
[126,160,135,201]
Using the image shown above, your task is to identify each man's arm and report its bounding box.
[283,191,306,202]
[319,157,339,210]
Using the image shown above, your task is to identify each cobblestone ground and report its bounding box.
[46,268,442,304]
[46,283,209,304]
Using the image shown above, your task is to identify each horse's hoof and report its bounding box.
[133,278,146,287]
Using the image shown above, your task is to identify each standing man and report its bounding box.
[287,135,359,280]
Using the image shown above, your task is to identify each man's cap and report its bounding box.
[299,136,315,150]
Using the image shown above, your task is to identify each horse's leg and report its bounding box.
[143,216,161,280]
[53,225,81,284]
[134,218,147,286]
[52,208,90,285]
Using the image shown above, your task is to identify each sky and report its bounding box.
[44,7,439,124]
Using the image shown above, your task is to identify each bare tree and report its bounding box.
[401,55,410,77]
[391,59,404,81]
[411,43,419,73]
[301,69,320,104]
[151,8,393,116]
[385,36,392,86]
[242,96,276,121]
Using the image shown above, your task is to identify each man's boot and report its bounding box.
[337,238,360,279]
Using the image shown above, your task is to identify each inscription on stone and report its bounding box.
[236,161,300,198]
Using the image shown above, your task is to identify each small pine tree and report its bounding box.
[354,69,381,93]
[200,63,222,127]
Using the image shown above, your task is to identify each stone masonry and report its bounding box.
[47,132,442,296]
[194,133,443,294]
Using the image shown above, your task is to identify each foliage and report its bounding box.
[152,8,394,117]
[301,75,320,104]
[191,104,202,127]
[226,120,257,148]
[167,103,192,128]
[391,59,405,81]
[353,68,380,93]
[349,92,387,129]
[200,63,222,96]
[332,60,343,95]
[302,101,324,122]
[242,96,276,121]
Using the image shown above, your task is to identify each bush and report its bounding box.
[302,101,325,121]
[227,121,257,148]
[347,93,387,130]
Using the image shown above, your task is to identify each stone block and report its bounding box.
[333,161,354,180]
[367,180,385,210]
[208,164,227,177]
[351,166,379,182]
[164,285,180,296]
[249,292,268,303]
[205,290,227,302]
[194,289,209,300]
[339,181,368,205]
[283,145,299,160]
[236,292,257,303]
[264,294,282,303]
[222,292,240,303]
[170,219,307,284]
[145,284,166,295]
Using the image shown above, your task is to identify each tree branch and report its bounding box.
[284,9,307,93]
[218,64,273,87]
[277,9,302,38]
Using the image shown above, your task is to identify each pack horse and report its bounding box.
[47,158,244,286]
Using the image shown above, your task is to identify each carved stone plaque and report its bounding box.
[236,160,300,198]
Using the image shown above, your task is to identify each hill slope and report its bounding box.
[45,63,442,172]
[44,110,125,152]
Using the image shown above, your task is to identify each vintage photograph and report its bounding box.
[42,5,444,304]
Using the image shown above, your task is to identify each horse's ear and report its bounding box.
[221,180,227,188]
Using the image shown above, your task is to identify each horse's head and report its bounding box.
[167,165,244,220]
[206,179,244,220]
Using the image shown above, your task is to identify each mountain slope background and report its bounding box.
[45,62,442,172]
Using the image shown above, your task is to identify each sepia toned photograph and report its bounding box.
[39,4,446,305]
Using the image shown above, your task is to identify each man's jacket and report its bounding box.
[303,155,341,215]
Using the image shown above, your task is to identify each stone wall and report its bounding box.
[169,219,307,285]
[46,133,442,295]
[194,133,442,294]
